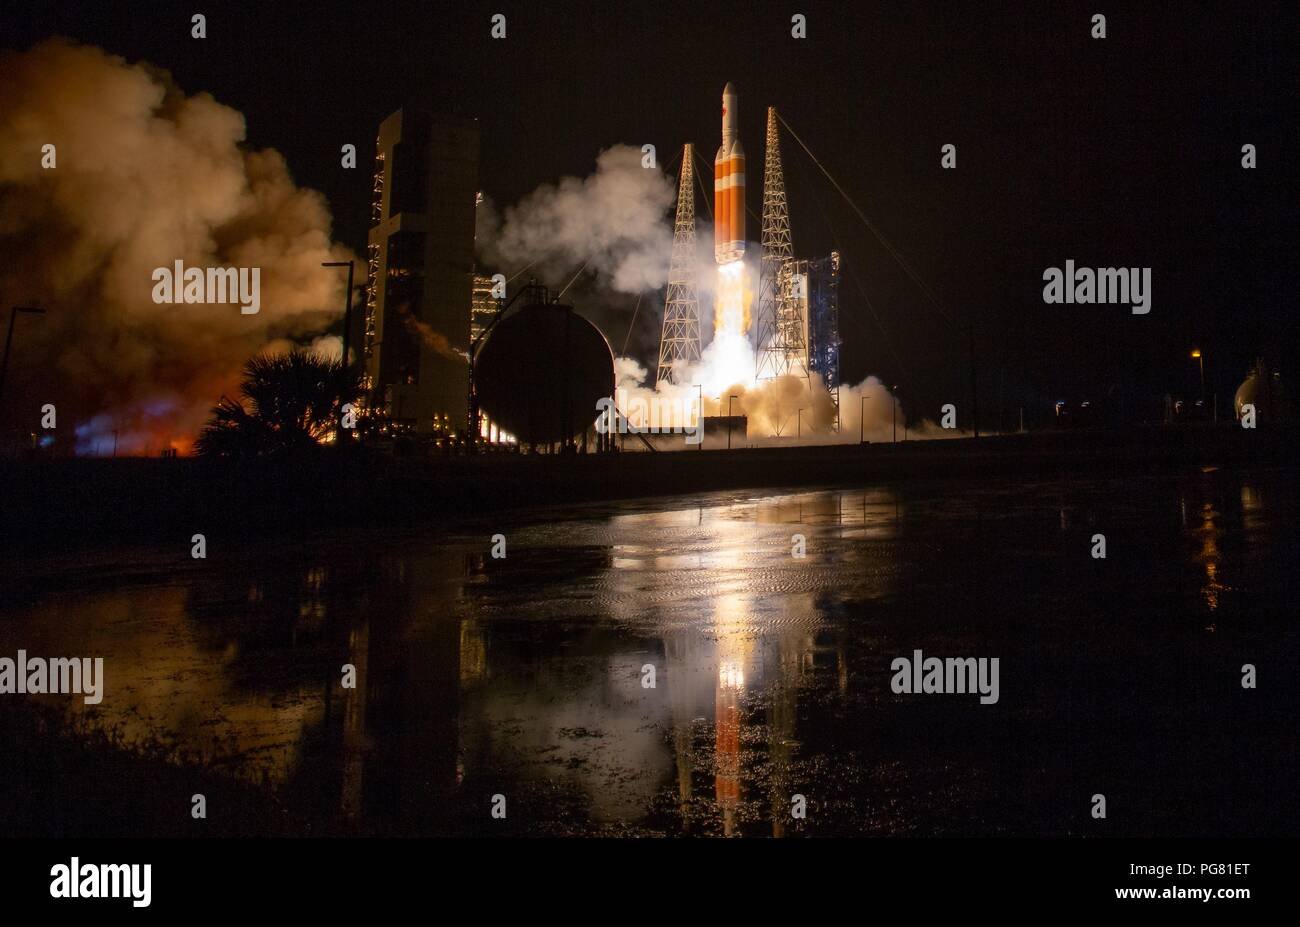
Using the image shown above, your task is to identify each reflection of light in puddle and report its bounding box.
[1197,502,1225,612]
[3,585,322,786]
[1240,483,1266,532]
[612,555,702,571]
[718,660,745,690]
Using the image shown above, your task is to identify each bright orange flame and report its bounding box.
[701,260,756,398]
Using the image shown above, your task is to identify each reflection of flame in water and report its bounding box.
[341,622,368,818]
[718,661,745,690]
[629,492,899,834]
[1197,502,1225,613]
[9,488,906,835]
[714,666,743,834]
[709,511,755,835]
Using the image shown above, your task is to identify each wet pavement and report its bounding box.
[1,467,1297,836]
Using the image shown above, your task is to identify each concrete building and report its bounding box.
[363,108,480,434]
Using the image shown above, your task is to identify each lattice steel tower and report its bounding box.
[755,107,808,382]
[656,144,702,386]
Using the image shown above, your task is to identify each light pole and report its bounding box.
[797,407,805,439]
[860,395,866,444]
[892,385,898,444]
[727,394,738,450]
[322,261,356,370]
[322,262,356,446]
[695,384,703,450]
[0,306,46,412]
[1191,349,1205,404]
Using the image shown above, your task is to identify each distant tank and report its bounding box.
[1234,359,1293,423]
[473,298,614,448]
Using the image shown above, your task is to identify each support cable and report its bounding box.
[776,111,955,326]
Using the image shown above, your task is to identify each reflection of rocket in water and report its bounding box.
[715,657,743,835]
[714,82,746,265]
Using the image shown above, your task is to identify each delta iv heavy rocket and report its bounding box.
[713,82,745,265]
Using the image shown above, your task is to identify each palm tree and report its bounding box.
[196,350,361,457]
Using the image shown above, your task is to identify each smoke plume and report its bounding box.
[0,39,353,454]
[476,145,674,294]
[615,355,964,447]
[396,304,470,364]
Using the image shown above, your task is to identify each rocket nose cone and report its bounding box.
[723,81,736,97]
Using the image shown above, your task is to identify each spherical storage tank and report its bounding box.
[1234,360,1292,423]
[474,301,615,446]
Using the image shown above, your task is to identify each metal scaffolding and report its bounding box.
[655,144,702,386]
[793,251,842,428]
[361,145,385,393]
[755,107,808,382]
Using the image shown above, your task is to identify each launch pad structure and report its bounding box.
[655,144,703,387]
[655,88,841,429]
[754,105,810,387]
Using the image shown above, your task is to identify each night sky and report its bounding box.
[7,0,1297,426]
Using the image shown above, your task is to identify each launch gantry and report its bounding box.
[655,143,703,386]
[755,107,809,384]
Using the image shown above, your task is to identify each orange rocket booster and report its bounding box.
[714,82,745,264]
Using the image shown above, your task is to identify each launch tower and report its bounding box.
[755,107,808,382]
[656,144,703,386]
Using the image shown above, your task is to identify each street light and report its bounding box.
[321,262,356,370]
[727,394,738,450]
[860,395,867,444]
[1191,349,1205,403]
[0,306,46,411]
[797,407,805,439]
[322,262,356,446]
[694,384,703,450]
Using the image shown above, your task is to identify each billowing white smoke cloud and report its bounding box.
[0,39,354,454]
[614,360,963,447]
[614,323,962,446]
[477,145,675,294]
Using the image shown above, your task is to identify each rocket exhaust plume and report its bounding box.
[0,40,353,454]
[707,83,755,396]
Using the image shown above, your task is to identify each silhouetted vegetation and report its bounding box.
[195,351,360,458]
